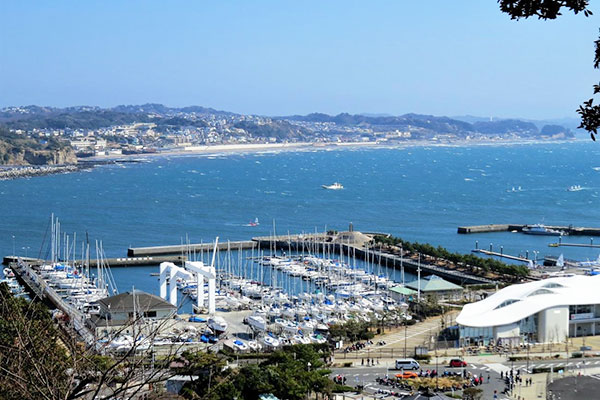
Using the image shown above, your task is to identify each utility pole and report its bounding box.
[404,322,407,358]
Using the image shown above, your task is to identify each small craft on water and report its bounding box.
[522,224,564,236]
[567,185,583,192]
[322,182,344,190]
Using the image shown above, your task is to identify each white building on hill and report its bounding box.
[456,275,600,346]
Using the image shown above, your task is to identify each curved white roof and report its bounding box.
[456,275,600,328]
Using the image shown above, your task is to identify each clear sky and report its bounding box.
[1,1,597,119]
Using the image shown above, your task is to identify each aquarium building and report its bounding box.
[456,275,600,346]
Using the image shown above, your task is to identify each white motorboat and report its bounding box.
[247,315,267,331]
[207,316,228,336]
[261,335,280,348]
[322,182,344,190]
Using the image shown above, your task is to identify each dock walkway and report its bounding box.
[10,261,95,345]
[127,240,256,257]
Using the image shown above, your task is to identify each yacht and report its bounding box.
[322,182,344,190]
[522,224,564,236]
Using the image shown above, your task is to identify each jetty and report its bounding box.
[471,249,531,264]
[458,224,600,236]
[3,255,188,268]
[8,260,95,345]
[127,240,255,257]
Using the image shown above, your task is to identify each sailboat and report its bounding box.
[246,218,260,227]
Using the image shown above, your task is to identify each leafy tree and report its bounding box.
[497,1,600,138]
[0,281,181,399]
[180,344,334,400]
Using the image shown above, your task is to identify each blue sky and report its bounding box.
[0,1,597,119]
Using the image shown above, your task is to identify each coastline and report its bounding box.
[84,136,584,161]
[0,137,583,181]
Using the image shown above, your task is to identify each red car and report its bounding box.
[449,359,467,368]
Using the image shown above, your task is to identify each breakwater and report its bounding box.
[0,164,81,180]
[458,224,600,236]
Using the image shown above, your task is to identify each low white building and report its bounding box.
[456,275,600,346]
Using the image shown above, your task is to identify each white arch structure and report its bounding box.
[159,238,219,314]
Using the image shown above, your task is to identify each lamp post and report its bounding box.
[404,321,407,358]
[12,235,15,257]
[306,362,312,400]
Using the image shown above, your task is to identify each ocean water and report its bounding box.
[2,140,600,297]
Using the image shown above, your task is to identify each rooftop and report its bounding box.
[98,290,177,313]
[389,285,418,296]
[405,275,463,292]
[457,275,600,328]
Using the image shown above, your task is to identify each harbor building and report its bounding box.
[388,285,418,302]
[404,275,464,301]
[456,275,600,346]
[87,290,177,337]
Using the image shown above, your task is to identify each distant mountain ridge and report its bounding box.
[0,104,574,139]
[282,112,572,139]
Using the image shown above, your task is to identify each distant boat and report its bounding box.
[506,186,523,193]
[322,182,344,190]
[567,185,583,192]
[522,224,564,236]
[246,218,259,227]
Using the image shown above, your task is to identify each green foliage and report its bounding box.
[462,386,483,400]
[0,283,72,399]
[233,120,310,141]
[328,319,373,342]
[181,344,334,400]
[373,234,529,279]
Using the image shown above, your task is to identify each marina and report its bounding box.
[2,216,499,358]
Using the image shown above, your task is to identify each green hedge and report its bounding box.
[374,235,529,278]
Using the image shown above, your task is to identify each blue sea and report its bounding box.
[2,140,600,299]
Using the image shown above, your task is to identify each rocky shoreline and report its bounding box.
[0,164,83,180]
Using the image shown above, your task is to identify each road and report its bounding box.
[329,357,600,398]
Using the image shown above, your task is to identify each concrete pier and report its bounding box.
[3,255,188,268]
[127,240,256,256]
[472,249,531,263]
[8,261,95,345]
[458,224,600,236]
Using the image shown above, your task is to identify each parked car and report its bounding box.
[395,371,418,379]
[449,359,467,368]
[394,358,420,370]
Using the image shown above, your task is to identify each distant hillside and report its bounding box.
[234,120,311,140]
[0,126,76,165]
[0,104,233,131]
[111,103,235,116]
[0,104,575,141]
[284,112,574,139]
[0,108,153,130]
